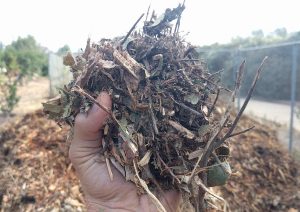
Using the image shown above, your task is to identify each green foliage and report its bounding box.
[0,75,20,115]
[274,28,288,38]
[3,35,48,76]
[0,45,5,68]
[0,36,49,115]
[56,45,71,56]
[198,28,300,100]
[3,46,19,71]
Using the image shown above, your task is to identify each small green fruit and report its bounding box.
[207,161,231,187]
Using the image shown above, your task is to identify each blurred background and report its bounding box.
[0,0,299,211]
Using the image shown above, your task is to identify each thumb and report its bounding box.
[69,92,112,169]
[74,92,112,141]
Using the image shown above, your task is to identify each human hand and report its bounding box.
[69,92,181,212]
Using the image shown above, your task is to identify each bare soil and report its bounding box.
[0,77,49,126]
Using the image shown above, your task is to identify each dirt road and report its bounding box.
[241,98,300,130]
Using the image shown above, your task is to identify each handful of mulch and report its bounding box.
[43,4,266,211]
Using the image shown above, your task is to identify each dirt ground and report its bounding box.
[14,77,50,115]
[1,106,299,211]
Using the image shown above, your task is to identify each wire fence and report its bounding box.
[198,42,300,153]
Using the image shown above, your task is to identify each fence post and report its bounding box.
[289,44,298,152]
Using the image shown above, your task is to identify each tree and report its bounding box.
[6,35,48,76]
[0,76,19,115]
[3,46,19,72]
[252,30,264,39]
[0,36,49,115]
[0,44,5,68]
[274,28,287,38]
[57,45,71,56]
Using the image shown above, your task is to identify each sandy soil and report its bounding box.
[14,77,49,114]
[0,77,49,126]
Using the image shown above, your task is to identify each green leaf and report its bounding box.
[198,125,211,136]
[42,102,62,114]
[42,96,63,119]
[62,103,72,118]
[184,93,200,105]
[207,161,231,187]
[119,117,128,130]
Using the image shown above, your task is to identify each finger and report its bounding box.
[74,92,112,141]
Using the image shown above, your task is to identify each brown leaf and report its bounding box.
[63,52,76,66]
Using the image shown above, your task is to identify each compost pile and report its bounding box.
[43,4,264,210]
[0,111,84,211]
[219,117,300,211]
[1,111,299,211]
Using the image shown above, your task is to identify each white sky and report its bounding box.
[1,0,299,52]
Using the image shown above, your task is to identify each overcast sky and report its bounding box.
[1,0,299,52]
